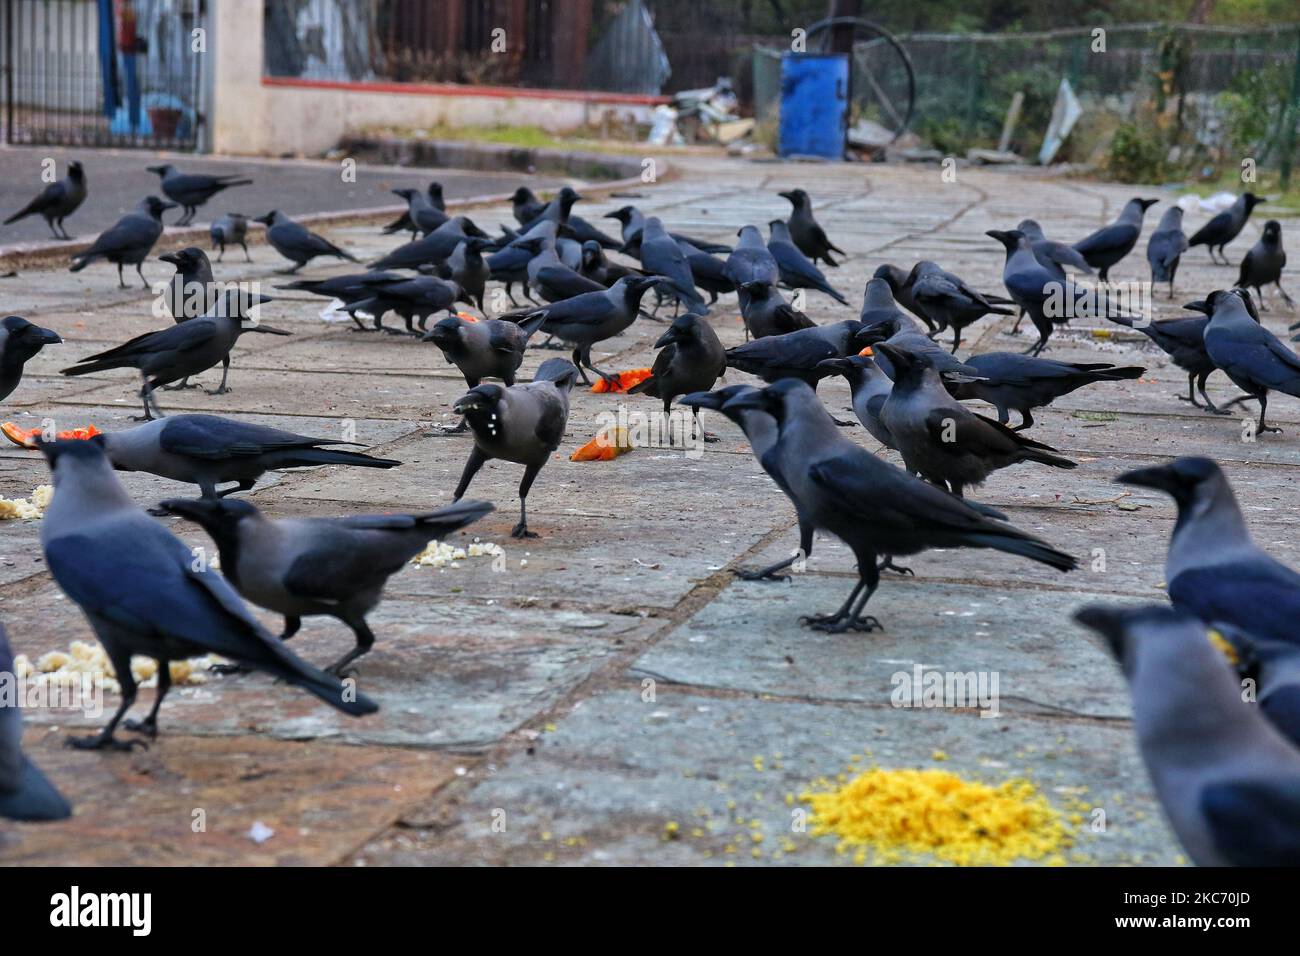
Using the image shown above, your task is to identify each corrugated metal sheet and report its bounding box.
[264,0,375,81]
[585,0,671,95]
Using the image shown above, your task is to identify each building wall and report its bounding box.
[210,0,660,157]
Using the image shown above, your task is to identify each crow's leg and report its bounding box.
[1218,394,1258,410]
[66,644,147,751]
[136,262,149,289]
[134,376,161,421]
[161,376,199,390]
[807,559,883,633]
[1257,393,1283,435]
[693,407,719,443]
[1009,307,1026,334]
[571,347,592,385]
[733,555,798,582]
[1025,321,1051,356]
[216,479,257,498]
[801,579,865,630]
[878,555,914,576]
[735,520,811,582]
[512,462,542,538]
[383,313,414,336]
[206,355,232,395]
[583,348,620,387]
[124,663,171,738]
[346,311,375,333]
[241,241,252,262]
[327,615,376,677]
[117,262,127,289]
[1176,371,1203,408]
[453,446,488,501]
[1277,281,1296,309]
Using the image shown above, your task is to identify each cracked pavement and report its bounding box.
[1,154,1296,865]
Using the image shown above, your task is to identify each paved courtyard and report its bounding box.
[1,153,1296,865]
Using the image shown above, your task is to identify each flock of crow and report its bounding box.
[2,158,1300,867]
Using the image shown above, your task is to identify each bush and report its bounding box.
[1106,122,1168,182]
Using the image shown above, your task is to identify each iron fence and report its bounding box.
[260,5,1300,177]
[0,0,205,149]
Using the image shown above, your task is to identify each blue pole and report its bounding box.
[97,0,118,118]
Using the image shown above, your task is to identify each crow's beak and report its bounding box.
[1116,464,1178,493]
[721,390,768,413]
[677,390,723,410]
[157,497,221,524]
[1072,606,1128,661]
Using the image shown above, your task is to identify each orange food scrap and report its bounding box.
[858,345,874,357]
[591,368,653,393]
[456,311,479,323]
[2,422,102,449]
[570,426,634,461]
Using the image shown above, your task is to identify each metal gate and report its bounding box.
[1,0,205,149]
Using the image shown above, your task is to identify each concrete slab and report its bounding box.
[353,689,1179,866]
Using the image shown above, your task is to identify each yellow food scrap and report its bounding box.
[1206,628,1239,666]
[931,749,949,761]
[16,639,215,693]
[802,766,1072,867]
[662,821,680,841]
[410,538,504,569]
[0,484,53,520]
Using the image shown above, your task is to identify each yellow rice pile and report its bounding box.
[801,766,1072,866]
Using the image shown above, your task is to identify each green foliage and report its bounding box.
[1106,122,1169,182]
[915,116,971,155]
[1217,64,1292,158]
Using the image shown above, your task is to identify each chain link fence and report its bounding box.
[900,24,1300,169]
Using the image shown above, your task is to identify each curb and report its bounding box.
[340,136,650,183]
[0,157,669,273]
